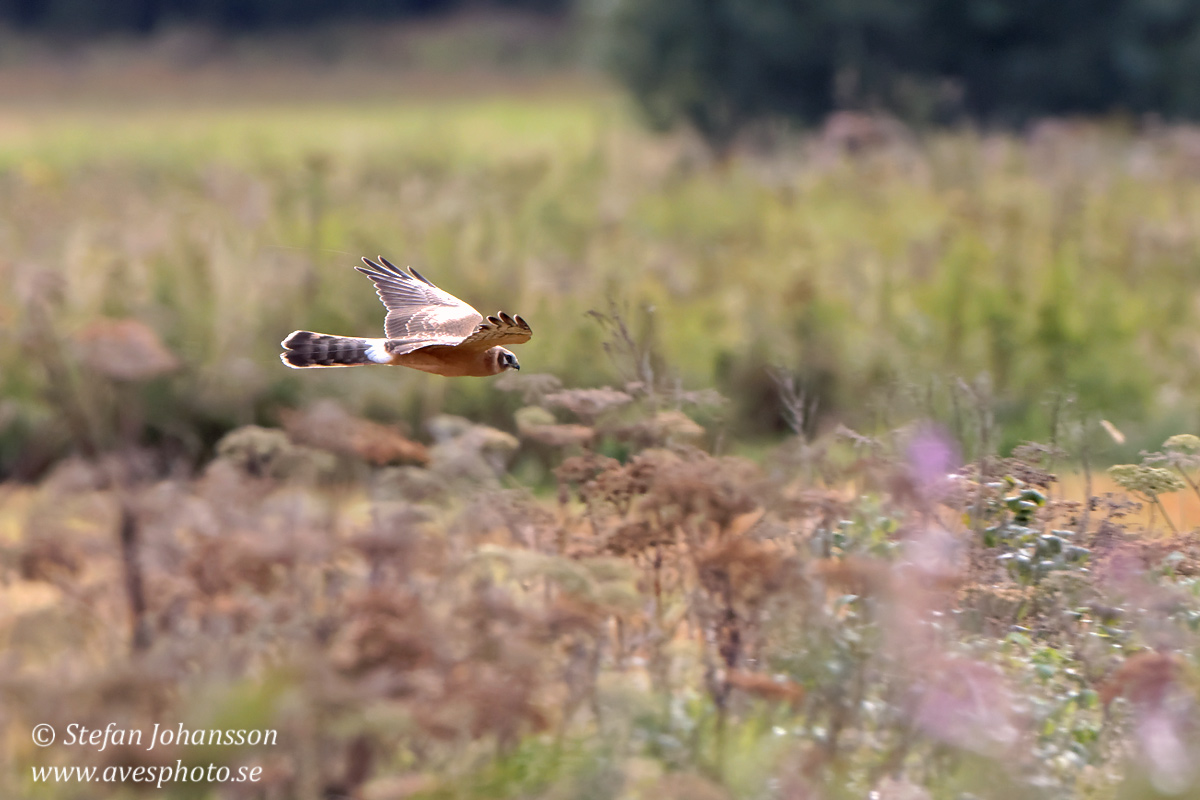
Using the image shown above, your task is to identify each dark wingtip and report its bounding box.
[376,256,407,279]
[358,256,399,279]
[409,266,435,286]
[363,255,435,286]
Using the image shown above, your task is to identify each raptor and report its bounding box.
[281,256,531,377]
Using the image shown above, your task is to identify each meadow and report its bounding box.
[8,42,1200,471]
[1,28,1200,800]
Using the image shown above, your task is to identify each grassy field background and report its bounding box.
[1,23,1200,800]
[7,26,1200,475]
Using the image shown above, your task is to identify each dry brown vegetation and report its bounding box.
[3,369,1200,799]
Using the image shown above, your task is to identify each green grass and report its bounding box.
[5,81,1200,472]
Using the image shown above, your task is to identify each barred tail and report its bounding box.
[280,331,374,368]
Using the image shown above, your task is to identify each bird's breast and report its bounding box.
[389,346,493,377]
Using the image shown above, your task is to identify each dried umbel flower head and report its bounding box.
[371,465,447,503]
[608,409,705,448]
[1108,464,1185,498]
[605,519,673,557]
[424,660,549,747]
[1010,441,1066,465]
[186,534,296,597]
[350,503,431,570]
[513,405,556,431]
[542,387,633,422]
[427,415,519,482]
[76,317,179,381]
[331,589,438,680]
[695,537,788,607]
[214,425,336,480]
[555,452,620,504]
[282,400,429,466]
[1144,434,1200,485]
[492,371,563,404]
[577,449,667,513]
[556,453,619,486]
[523,424,595,448]
[514,406,595,448]
[959,452,1056,492]
[215,426,292,477]
[1164,434,1200,452]
[644,452,760,531]
[1108,466,1187,531]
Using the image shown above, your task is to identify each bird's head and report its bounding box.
[494,347,520,372]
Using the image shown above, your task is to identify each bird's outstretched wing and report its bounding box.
[356,256,483,353]
[455,311,533,351]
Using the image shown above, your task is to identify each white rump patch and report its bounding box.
[365,339,391,364]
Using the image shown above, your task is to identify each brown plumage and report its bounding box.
[281,256,532,377]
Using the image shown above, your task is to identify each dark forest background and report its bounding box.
[9,0,1200,147]
[0,0,571,31]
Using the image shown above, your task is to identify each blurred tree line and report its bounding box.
[10,0,1200,143]
[0,0,569,33]
[607,0,1200,149]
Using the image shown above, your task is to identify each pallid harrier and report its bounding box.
[281,256,531,377]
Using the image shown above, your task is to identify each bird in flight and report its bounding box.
[281,256,531,377]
